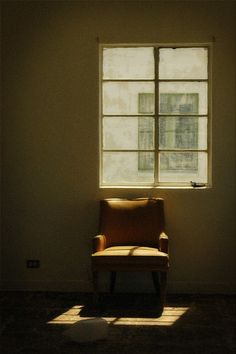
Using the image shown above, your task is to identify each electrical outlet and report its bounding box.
[26,260,40,268]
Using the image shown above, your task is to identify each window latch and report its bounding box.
[190,181,206,188]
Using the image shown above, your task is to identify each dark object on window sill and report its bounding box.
[190,181,206,188]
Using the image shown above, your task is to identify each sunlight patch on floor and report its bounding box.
[47,306,190,326]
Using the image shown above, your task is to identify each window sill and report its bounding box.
[99,185,211,190]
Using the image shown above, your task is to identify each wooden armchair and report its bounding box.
[91,198,169,305]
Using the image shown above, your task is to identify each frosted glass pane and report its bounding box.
[159,48,208,79]
[103,152,154,185]
[159,117,207,150]
[103,47,154,79]
[103,82,155,115]
[159,82,207,115]
[103,117,154,150]
[159,152,207,183]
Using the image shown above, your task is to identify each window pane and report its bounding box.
[159,48,208,79]
[159,152,207,183]
[159,116,207,150]
[138,93,154,114]
[103,82,155,115]
[138,152,154,171]
[159,82,207,115]
[103,47,154,79]
[103,117,154,150]
[102,152,154,184]
[138,117,154,150]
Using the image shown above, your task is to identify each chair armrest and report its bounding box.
[92,234,106,252]
[159,232,169,254]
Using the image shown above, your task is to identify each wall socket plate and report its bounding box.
[26,260,40,268]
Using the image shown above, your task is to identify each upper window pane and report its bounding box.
[159,48,208,79]
[103,47,154,79]
[103,117,154,150]
[103,82,155,115]
[159,82,208,115]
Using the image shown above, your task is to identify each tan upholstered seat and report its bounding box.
[92,246,169,269]
[91,198,169,306]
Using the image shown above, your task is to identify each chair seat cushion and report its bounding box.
[92,246,169,271]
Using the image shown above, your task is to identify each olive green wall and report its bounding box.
[1,0,235,293]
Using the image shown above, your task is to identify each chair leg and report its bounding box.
[92,271,99,304]
[151,271,160,296]
[160,271,167,307]
[110,271,116,294]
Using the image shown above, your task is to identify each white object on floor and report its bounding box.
[63,317,108,343]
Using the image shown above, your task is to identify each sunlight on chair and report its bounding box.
[47,306,190,326]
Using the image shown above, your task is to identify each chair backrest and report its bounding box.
[99,198,165,248]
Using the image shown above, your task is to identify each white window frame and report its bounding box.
[99,43,212,189]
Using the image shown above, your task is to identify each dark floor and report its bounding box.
[0,292,235,354]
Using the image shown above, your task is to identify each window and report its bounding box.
[100,45,210,187]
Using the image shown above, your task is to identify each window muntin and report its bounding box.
[100,46,210,187]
